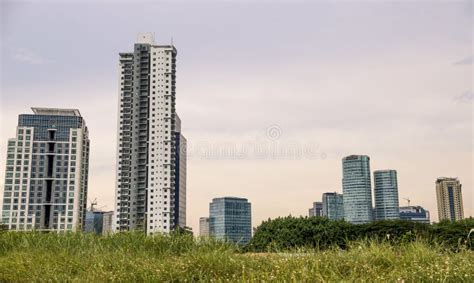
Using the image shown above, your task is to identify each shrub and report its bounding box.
[247,216,474,252]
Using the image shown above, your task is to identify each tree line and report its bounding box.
[246,216,474,252]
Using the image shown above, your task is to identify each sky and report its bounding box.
[0,0,472,233]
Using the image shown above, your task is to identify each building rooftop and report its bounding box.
[435,177,459,183]
[343,154,370,160]
[212,197,249,202]
[31,107,82,117]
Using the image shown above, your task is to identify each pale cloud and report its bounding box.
[11,47,46,65]
[454,91,473,103]
[453,55,473,66]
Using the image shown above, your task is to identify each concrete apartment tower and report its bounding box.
[436,177,463,222]
[114,33,187,234]
[342,155,373,224]
[373,170,399,220]
[1,108,89,231]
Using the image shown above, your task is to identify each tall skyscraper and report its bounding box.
[399,206,430,224]
[114,33,186,234]
[373,170,399,220]
[209,197,252,244]
[308,201,323,217]
[436,177,464,222]
[199,217,210,236]
[342,155,373,224]
[1,108,89,231]
[322,192,344,220]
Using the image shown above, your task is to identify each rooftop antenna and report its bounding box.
[171,36,174,46]
[403,198,411,206]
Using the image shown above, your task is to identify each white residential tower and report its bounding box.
[114,33,186,234]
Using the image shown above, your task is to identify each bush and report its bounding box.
[247,216,474,252]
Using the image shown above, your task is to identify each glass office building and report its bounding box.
[85,211,104,234]
[399,206,430,224]
[342,155,373,224]
[1,108,89,232]
[308,201,323,217]
[199,217,210,236]
[322,192,344,220]
[85,211,114,234]
[374,170,399,220]
[209,197,251,244]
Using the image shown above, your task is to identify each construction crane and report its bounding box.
[90,198,98,212]
[403,198,411,206]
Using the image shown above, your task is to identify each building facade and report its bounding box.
[342,155,373,224]
[1,108,89,231]
[436,177,464,221]
[85,210,114,234]
[322,192,344,220]
[114,33,186,234]
[102,211,114,234]
[209,197,251,244]
[373,170,399,220]
[85,211,104,234]
[199,217,210,236]
[399,206,430,224]
[309,201,323,217]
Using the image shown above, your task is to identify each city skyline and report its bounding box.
[1,1,472,233]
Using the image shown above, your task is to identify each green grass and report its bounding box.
[1,232,473,282]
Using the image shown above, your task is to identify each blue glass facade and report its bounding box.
[322,192,344,220]
[399,206,430,223]
[447,186,456,221]
[209,197,251,244]
[19,114,83,142]
[309,202,323,217]
[374,170,399,220]
[85,212,104,234]
[342,155,373,224]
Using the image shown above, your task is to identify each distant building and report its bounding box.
[85,211,104,234]
[399,206,430,224]
[1,108,89,232]
[85,211,114,235]
[209,197,252,244]
[199,217,210,236]
[436,177,464,221]
[322,192,344,220]
[374,170,399,220]
[102,211,113,234]
[342,155,373,224]
[309,202,323,217]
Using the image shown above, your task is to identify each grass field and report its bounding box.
[1,232,473,282]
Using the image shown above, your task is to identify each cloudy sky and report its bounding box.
[0,0,472,232]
